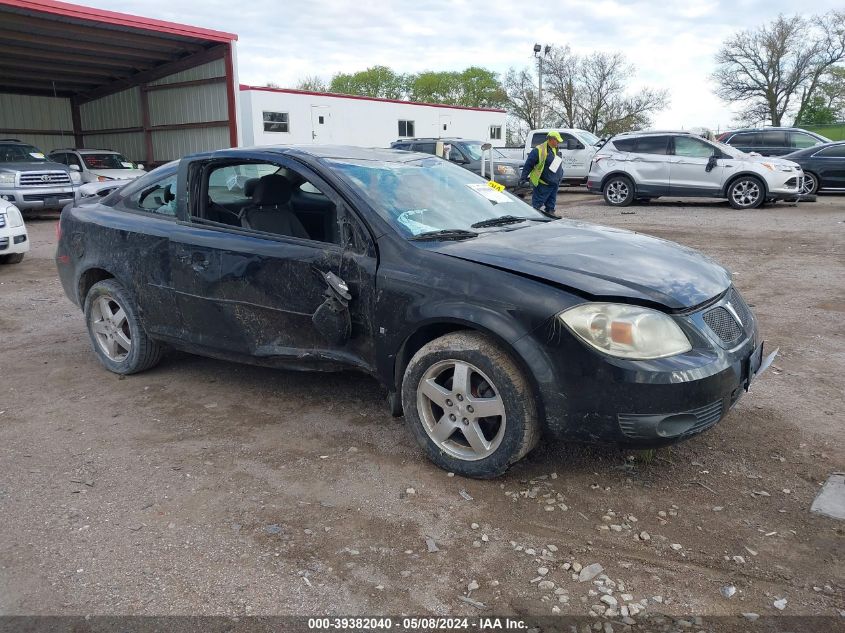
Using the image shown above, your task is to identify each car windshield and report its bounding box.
[0,144,47,163]
[329,156,546,237]
[577,130,601,146]
[461,143,484,160]
[82,153,134,169]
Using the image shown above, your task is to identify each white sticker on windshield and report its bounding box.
[29,152,46,159]
[467,183,510,204]
[121,162,134,168]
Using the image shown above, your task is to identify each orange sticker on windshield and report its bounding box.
[487,180,505,192]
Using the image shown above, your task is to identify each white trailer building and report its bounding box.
[239,85,507,148]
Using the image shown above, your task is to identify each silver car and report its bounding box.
[49,149,146,184]
[587,131,806,209]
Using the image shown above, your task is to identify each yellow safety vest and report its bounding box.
[529,141,557,186]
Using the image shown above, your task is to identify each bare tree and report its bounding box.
[295,75,328,92]
[503,67,540,130]
[712,12,845,126]
[544,46,579,127]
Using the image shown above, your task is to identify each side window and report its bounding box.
[790,132,821,149]
[67,153,83,169]
[611,138,636,152]
[398,120,415,137]
[530,132,547,147]
[633,136,670,155]
[673,136,715,158]
[51,152,67,165]
[124,173,178,216]
[727,133,756,147]
[816,144,845,158]
[760,131,786,147]
[412,143,436,155]
[490,125,502,140]
[199,161,341,244]
[263,111,289,133]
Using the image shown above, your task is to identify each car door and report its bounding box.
[668,136,725,196]
[812,144,845,189]
[559,132,591,179]
[627,135,671,195]
[170,154,377,367]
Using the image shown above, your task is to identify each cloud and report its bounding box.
[75,0,845,130]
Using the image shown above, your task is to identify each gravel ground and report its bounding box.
[0,193,842,620]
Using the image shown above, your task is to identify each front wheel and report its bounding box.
[83,279,163,374]
[801,172,819,195]
[603,175,635,207]
[728,176,765,209]
[401,332,540,478]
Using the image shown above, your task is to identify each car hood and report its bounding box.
[432,220,731,310]
[735,153,800,169]
[88,169,146,179]
[0,160,69,173]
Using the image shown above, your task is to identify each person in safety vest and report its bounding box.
[519,130,564,216]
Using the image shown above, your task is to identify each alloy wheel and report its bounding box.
[606,180,629,204]
[801,174,816,195]
[416,359,507,461]
[90,294,132,361]
[731,180,761,207]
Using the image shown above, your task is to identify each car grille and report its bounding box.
[18,171,71,186]
[22,193,72,202]
[702,287,754,345]
[784,177,798,188]
[0,237,8,251]
[618,400,724,440]
[0,213,5,228]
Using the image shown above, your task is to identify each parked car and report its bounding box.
[782,141,845,194]
[717,127,830,157]
[57,145,776,478]
[0,139,79,211]
[521,128,602,185]
[0,197,29,264]
[587,131,806,209]
[389,138,525,190]
[49,148,146,183]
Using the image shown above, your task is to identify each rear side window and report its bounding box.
[790,132,821,149]
[412,143,436,154]
[611,138,636,152]
[760,131,786,147]
[816,144,845,157]
[633,136,670,155]
[727,132,756,147]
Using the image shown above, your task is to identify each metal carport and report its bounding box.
[0,0,239,166]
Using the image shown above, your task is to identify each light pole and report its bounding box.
[534,44,551,128]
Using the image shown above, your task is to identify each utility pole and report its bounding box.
[533,44,551,127]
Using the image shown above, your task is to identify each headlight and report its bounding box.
[97,175,113,182]
[0,173,15,186]
[496,165,516,176]
[559,303,692,360]
[5,205,24,228]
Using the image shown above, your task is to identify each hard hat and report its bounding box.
[547,131,563,141]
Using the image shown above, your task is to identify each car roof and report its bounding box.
[50,148,119,153]
[218,145,430,163]
[614,130,694,137]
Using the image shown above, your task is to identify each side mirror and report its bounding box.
[69,164,80,172]
[706,154,719,173]
[136,164,145,170]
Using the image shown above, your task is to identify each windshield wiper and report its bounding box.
[471,215,549,228]
[410,229,479,241]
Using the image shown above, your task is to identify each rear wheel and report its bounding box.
[727,176,765,209]
[84,279,163,375]
[0,253,24,264]
[603,175,635,207]
[401,332,539,478]
[801,172,819,195]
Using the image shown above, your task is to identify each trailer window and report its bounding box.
[398,120,415,137]
[490,126,502,140]
[263,111,289,133]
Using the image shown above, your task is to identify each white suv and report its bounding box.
[587,131,805,209]
[49,149,146,184]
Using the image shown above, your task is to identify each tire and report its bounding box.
[0,253,24,264]
[801,172,819,195]
[83,279,163,375]
[603,175,635,207]
[727,176,765,209]
[401,331,540,478]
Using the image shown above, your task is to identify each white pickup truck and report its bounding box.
[497,128,602,185]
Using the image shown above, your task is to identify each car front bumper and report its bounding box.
[517,297,775,446]
[0,186,76,211]
[0,225,30,255]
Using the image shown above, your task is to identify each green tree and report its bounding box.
[329,66,408,99]
[408,71,461,104]
[295,75,328,92]
[796,95,837,124]
[456,67,508,109]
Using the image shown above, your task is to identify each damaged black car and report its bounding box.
[56,146,776,478]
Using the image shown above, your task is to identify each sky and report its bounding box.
[78,0,843,132]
